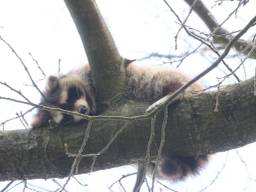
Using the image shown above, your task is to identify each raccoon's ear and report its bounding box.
[47,76,59,92]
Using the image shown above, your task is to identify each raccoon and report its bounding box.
[31,60,208,180]
[31,65,96,128]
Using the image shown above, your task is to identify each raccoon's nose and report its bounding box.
[79,105,89,115]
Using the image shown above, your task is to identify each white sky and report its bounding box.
[0,0,256,191]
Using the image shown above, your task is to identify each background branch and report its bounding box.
[184,0,256,59]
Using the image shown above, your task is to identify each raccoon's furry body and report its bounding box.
[31,61,208,180]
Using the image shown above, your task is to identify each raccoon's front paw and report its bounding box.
[31,110,50,129]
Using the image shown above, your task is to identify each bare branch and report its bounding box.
[0,35,46,99]
[138,52,184,61]
[198,153,228,192]
[0,81,31,103]
[155,180,179,192]
[109,172,137,192]
[184,0,256,59]
[133,115,157,192]
[60,121,93,192]
[89,121,130,172]
[151,106,168,190]
[146,15,256,113]
[163,0,241,82]
[174,0,198,49]
[28,52,46,79]
[0,181,14,192]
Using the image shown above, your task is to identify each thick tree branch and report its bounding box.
[184,0,256,59]
[64,0,125,112]
[0,78,255,181]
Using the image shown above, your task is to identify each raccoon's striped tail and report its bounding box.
[153,154,208,180]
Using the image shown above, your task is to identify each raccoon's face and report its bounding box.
[44,75,96,125]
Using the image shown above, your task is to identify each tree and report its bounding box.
[0,0,256,191]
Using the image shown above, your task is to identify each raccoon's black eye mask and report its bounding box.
[67,86,83,103]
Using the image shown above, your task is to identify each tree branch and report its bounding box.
[0,78,255,181]
[147,13,256,113]
[64,0,125,113]
[184,0,256,59]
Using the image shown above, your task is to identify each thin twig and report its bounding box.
[163,0,241,82]
[0,35,46,100]
[0,107,35,129]
[0,81,31,102]
[198,153,228,192]
[184,0,256,59]
[214,80,221,112]
[16,112,29,129]
[174,0,199,49]
[151,106,168,191]
[133,114,157,192]
[90,121,130,172]
[28,52,46,79]
[175,44,202,68]
[58,59,62,76]
[138,52,184,61]
[25,183,53,192]
[71,176,88,187]
[4,181,23,192]
[22,180,26,192]
[65,121,129,160]
[0,181,14,192]
[146,15,256,113]
[52,179,69,192]
[0,95,152,122]
[59,121,93,192]
[23,183,48,192]
[155,180,179,192]
[108,172,137,192]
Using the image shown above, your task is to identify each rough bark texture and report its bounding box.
[0,78,255,181]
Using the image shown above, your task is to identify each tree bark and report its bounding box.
[64,0,125,113]
[0,78,255,181]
